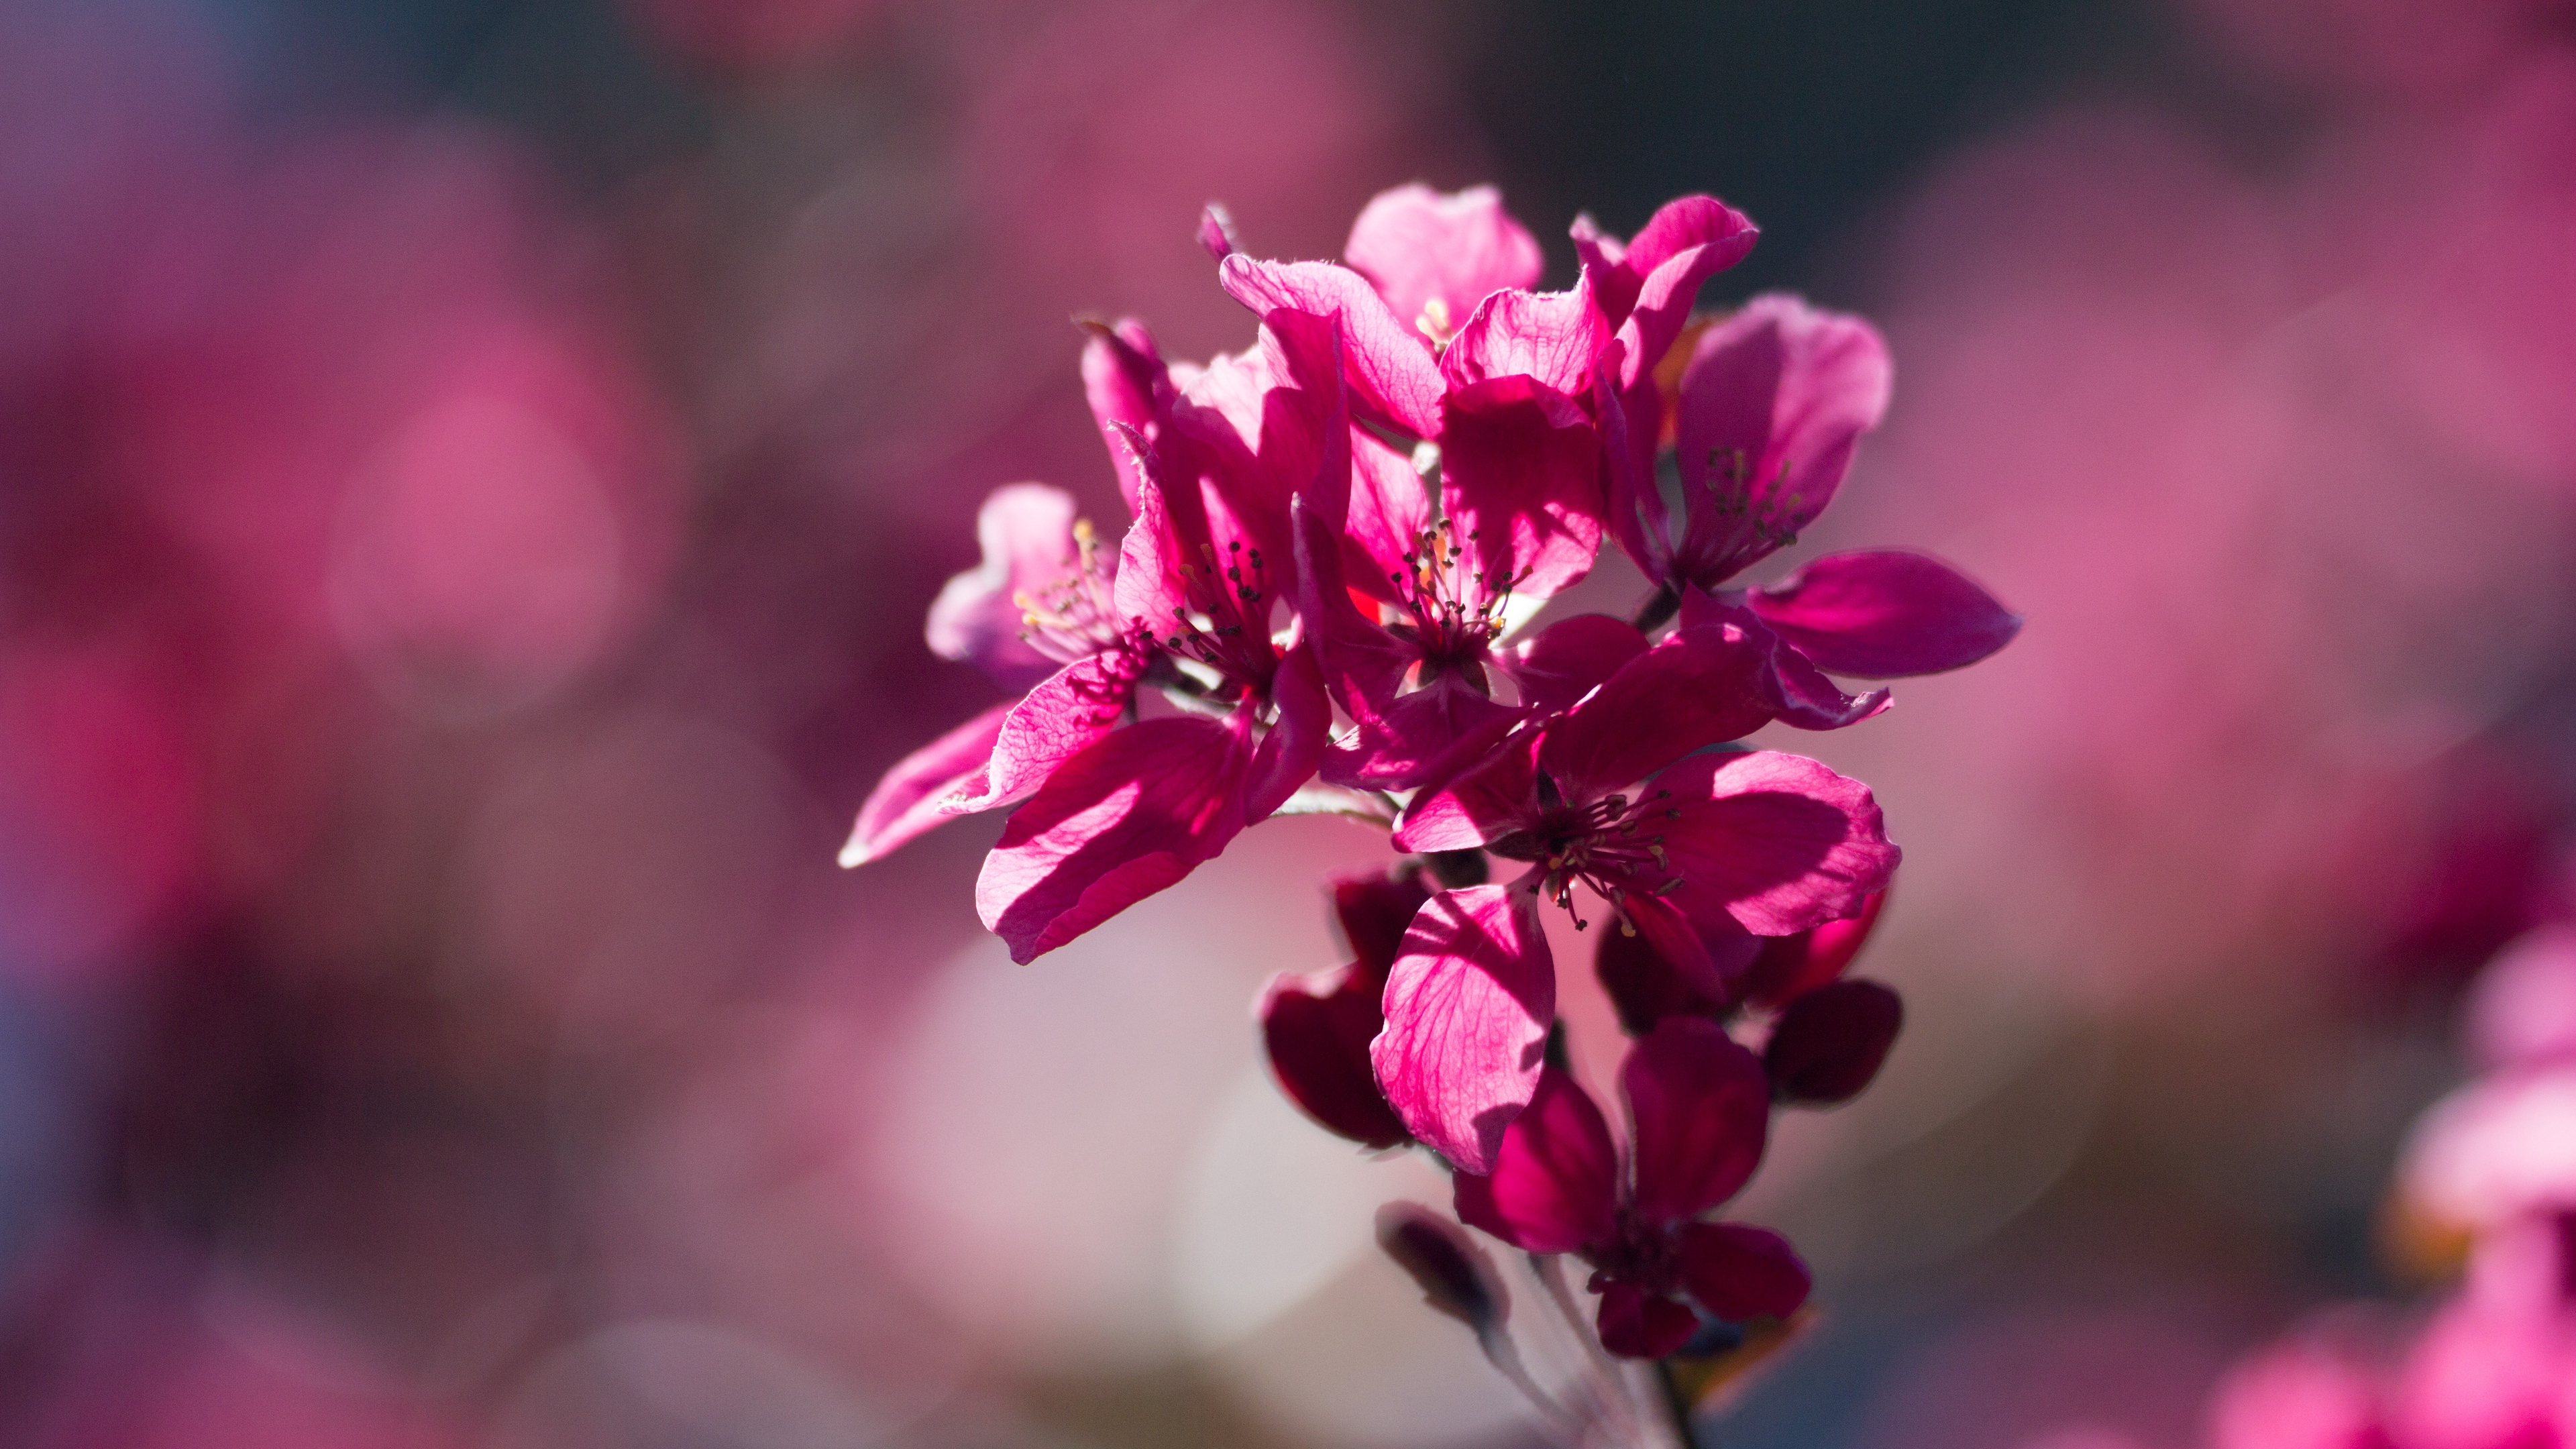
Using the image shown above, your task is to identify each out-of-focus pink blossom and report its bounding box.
[2467,926,2576,1070]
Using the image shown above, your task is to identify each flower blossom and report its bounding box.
[1373,620,1899,1170]
[1599,291,2022,707]
[1455,1018,1813,1358]
[847,314,1344,961]
[1216,185,1644,781]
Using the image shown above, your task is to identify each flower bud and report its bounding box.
[1260,966,1409,1148]
[1762,979,1902,1105]
[1375,1202,1509,1339]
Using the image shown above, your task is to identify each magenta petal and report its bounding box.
[1080,321,1169,513]
[1616,195,1759,390]
[1763,979,1903,1105]
[975,716,1248,963]
[1624,1018,1772,1222]
[1537,625,1772,802]
[1391,731,1541,854]
[839,702,1013,867]
[1675,589,1888,731]
[1653,750,1900,938]
[1243,645,1328,820]
[1373,883,1558,1174]
[1747,549,2023,678]
[946,652,1138,813]
[1331,867,1436,981]
[1596,924,1758,1036]
[1335,681,1525,792]
[1501,614,1649,718]
[924,484,1087,693]
[1197,203,1237,262]
[1343,184,1544,341]
[1219,256,1445,440]
[1595,1283,1701,1360]
[1451,1065,1618,1253]
[1674,297,1889,586]
[1438,375,1605,598]
[1569,213,1638,328]
[1439,270,1613,401]
[1744,886,1890,1008]
[1260,963,1410,1148]
[1676,1223,1811,1321]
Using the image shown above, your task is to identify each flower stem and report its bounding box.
[1656,1360,1704,1449]
[1631,583,1681,633]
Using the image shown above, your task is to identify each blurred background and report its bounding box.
[4,0,2575,1444]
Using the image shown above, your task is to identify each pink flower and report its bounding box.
[1257,866,1434,1148]
[839,482,1150,867]
[1607,294,2021,691]
[972,423,1332,961]
[1453,1018,1813,1358]
[1372,625,1898,1168]
[1340,184,1546,348]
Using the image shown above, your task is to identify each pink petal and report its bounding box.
[1676,1223,1811,1321]
[1197,203,1237,262]
[1332,680,1525,792]
[1652,750,1901,938]
[1743,886,1890,1009]
[1079,321,1169,513]
[1536,624,1772,803]
[1391,731,1542,854]
[1219,256,1445,440]
[1501,614,1650,718]
[1110,456,1189,627]
[839,701,1012,867]
[1594,1283,1701,1360]
[1591,349,1669,582]
[1342,184,1544,343]
[1623,1018,1772,1223]
[1373,883,1558,1173]
[975,716,1249,963]
[1597,912,1762,1033]
[1342,425,1433,602]
[1259,962,1410,1148]
[2208,1336,2388,1449]
[944,651,1140,813]
[1451,1065,1618,1253]
[1569,213,1638,328]
[1675,588,1889,731]
[1330,866,1436,980]
[1746,550,2022,678]
[1673,296,1889,586]
[1615,195,1759,392]
[1438,270,1613,401]
[1762,979,1903,1105]
[1242,644,1328,820]
[1438,374,1605,598]
[924,483,1087,693]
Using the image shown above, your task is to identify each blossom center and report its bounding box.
[1157,536,1279,699]
[1684,445,1803,582]
[1385,519,1518,690]
[1492,782,1684,933]
[1015,518,1126,665]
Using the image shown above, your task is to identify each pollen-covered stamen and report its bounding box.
[1696,445,1808,561]
[1414,296,1456,350]
[1387,518,1525,686]
[1527,787,1685,935]
[1157,537,1279,698]
[1014,518,1126,665]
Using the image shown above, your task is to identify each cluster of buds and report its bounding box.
[848,182,2019,1444]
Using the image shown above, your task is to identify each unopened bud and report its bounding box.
[1375,1203,1508,1338]
[1763,979,1902,1105]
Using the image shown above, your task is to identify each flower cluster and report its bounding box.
[847,182,2017,1433]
